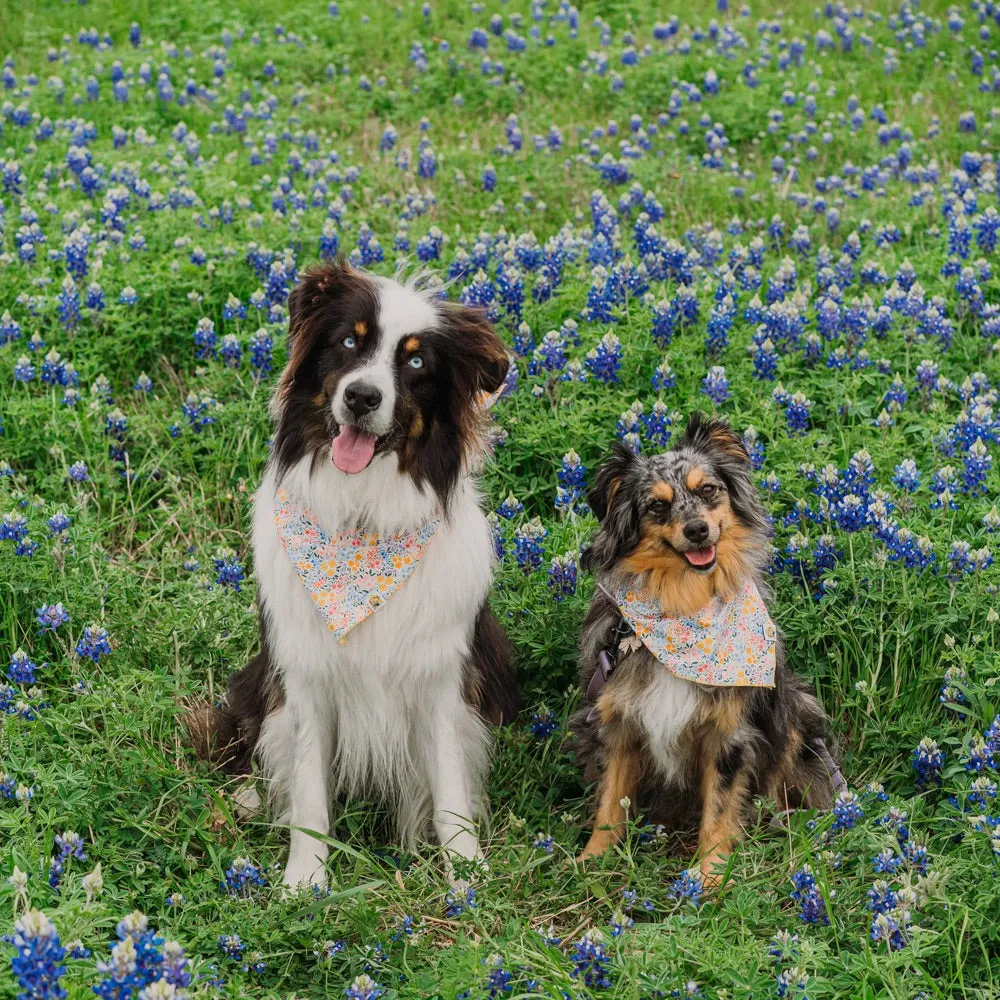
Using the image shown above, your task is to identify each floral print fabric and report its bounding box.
[273,487,439,642]
[604,577,777,688]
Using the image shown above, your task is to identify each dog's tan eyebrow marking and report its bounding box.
[312,391,327,408]
[403,335,421,353]
[354,320,368,337]
[652,481,674,502]
[686,467,705,491]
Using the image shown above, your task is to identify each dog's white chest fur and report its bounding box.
[633,667,700,786]
[253,452,494,885]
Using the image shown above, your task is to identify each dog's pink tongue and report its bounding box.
[685,544,717,567]
[331,426,377,474]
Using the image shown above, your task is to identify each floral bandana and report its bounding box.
[273,487,439,643]
[603,578,777,688]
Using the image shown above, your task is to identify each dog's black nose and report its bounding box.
[343,382,382,416]
[683,520,710,544]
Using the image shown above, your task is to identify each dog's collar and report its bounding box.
[273,487,439,643]
[599,577,777,689]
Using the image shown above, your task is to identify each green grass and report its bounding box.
[2,0,1000,997]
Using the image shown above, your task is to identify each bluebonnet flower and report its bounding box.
[496,493,524,520]
[831,790,864,832]
[912,738,944,789]
[668,869,704,907]
[532,833,555,853]
[345,975,384,1000]
[219,334,243,367]
[651,299,675,347]
[701,365,730,405]
[223,857,266,897]
[36,603,69,633]
[705,296,735,355]
[558,451,586,492]
[528,709,558,739]
[1,512,29,541]
[118,287,139,306]
[585,333,623,383]
[784,392,812,436]
[193,317,218,359]
[789,866,828,924]
[651,359,676,393]
[964,736,995,774]
[775,968,809,999]
[903,842,928,875]
[743,427,765,470]
[0,310,22,345]
[759,471,781,495]
[49,830,87,890]
[569,929,611,990]
[47,512,71,534]
[213,549,245,591]
[218,934,246,961]
[75,625,112,662]
[768,929,799,964]
[609,910,634,938]
[752,338,779,381]
[10,909,67,1000]
[833,494,869,532]
[133,373,153,393]
[892,459,920,491]
[513,519,546,572]
[14,355,36,383]
[222,295,246,322]
[8,650,38,685]
[249,330,273,379]
[939,666,968,717]
[643,401,672,449]
[870,908,909,951]
[963,439,991,496]
[445,886,476,917]
[872,850,903,876]
[57,277,81,332]
[547,552,577,600]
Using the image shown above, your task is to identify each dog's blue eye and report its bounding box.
[408,356,424,370]
[342,336,356,349]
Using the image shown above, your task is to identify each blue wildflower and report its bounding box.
[75,625,112,662]
[10,909,67,1000]
[912,738,944,789]
[213,549,246,591]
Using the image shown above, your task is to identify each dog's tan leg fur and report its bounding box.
[696,760,750,887]
[578,735,640,862]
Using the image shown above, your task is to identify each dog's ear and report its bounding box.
[440,303,510,399]
[588,441,636,521]
[682,412,769,533]
[583,443,642,572]
[679,411,749,466]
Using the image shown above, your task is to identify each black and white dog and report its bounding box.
[189,260,521,889]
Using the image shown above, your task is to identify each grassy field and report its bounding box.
[2,0,1000,996]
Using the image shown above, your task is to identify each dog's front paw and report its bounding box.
[280,858,328,895]
[230,783,263,820]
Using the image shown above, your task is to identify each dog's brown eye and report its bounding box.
[649,499,671,519]
[700,484,720,499]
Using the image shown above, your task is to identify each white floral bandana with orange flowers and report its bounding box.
[273,487,439,643]
[603,578,777,688]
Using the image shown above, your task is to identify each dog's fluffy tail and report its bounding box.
[184,651,278,775]
[467,605,523,727]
